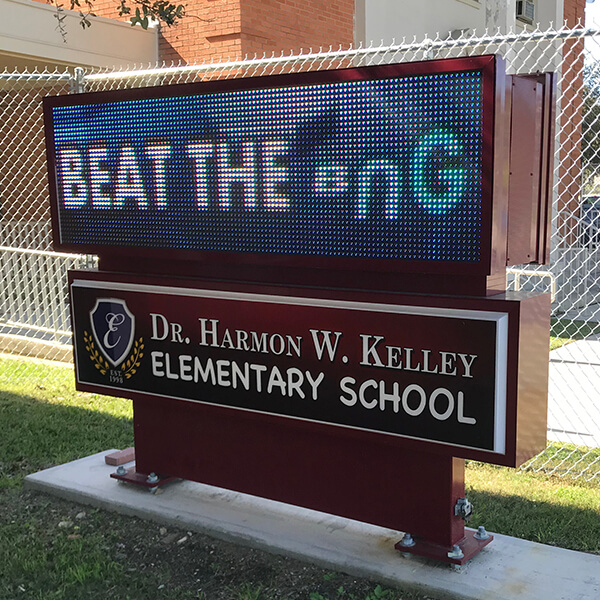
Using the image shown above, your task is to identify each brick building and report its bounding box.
[81,0,354,65]
[0,1,586,70]
[66,0,585,67]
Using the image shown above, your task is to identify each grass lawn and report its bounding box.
[550,317,600,350]
[1,353,599,599]
[466,462,600,553]
[550,318,600,341]
[0,356,133,490]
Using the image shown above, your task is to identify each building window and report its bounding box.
[516,1,536,25]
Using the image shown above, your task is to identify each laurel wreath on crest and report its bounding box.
[83,331,110,375]
[121,338,144,379]
[83,331,144,379]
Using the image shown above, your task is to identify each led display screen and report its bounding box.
[44,56,500,271]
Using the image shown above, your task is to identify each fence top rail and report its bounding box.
[0,70,73,81]
[0,246,91,260]
[3,24,597,84]
[82,24,600,83]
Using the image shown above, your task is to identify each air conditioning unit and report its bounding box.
[516,0,535,25]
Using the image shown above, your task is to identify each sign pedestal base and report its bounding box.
[110,465,178,491]
[130,396,475,555]
[395,530,493,565]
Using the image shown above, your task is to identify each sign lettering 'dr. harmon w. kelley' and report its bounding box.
[71,278,508,457]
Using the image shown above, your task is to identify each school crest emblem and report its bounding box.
[83,298,144,380]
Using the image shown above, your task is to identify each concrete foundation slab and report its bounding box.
[25,451,600,600]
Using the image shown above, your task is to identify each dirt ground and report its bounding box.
[0,488,439,600]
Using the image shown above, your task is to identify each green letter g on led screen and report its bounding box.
[411,129,472,215]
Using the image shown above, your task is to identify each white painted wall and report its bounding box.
[355,0,564,46]
[0,0,158,70]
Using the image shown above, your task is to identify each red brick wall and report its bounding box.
[238,0,354,58]
[87,0,125,20]
[160,0,243,64]
[159,0,354,64]
[557,0,586,245]
[564,0,585,27]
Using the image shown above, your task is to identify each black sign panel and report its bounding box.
[71,276,510,457]
[45,55,502,275]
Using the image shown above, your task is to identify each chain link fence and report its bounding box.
[2,25,600,480]
[0,71,96,363]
